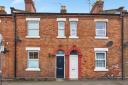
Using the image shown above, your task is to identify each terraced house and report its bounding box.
[0,0,128,80]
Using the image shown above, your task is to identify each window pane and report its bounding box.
[58,22,65,37]
[28,60,39,68]
[96,53,105,59]
[57,51,64,55]
[96,60,105,67]
[70,21,77,36]
[28,30,39,36]
[58,22,64,30]
[58,29,64,37]
[95,52,106,68]
[29,52,34,59]
[34,52,38,59]
[28,21,39,30]
[96,29,105,36]
[96,21,106,37]
[96,22,106,29]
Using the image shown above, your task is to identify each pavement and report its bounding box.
[1,80,128,85]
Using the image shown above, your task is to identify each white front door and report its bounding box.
[69,55,78,79]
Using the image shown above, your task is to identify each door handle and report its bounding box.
[72,69,75,70]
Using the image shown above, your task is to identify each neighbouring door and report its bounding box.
[56,56,64,78]
[69,51,78,79]
[56,51,64,78]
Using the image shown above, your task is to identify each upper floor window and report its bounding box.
[95,19,108,39]
[69,18,78,38]
[57,18,66,38]
[58,21,65,38]
[26,18,40,38]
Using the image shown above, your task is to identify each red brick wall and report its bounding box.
[15,14,122,79]
[0,16,14,79]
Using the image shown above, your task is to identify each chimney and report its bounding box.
[90,0,104,13]
[60,5,67,13]
[0,6,6,14]
[24,0,36,13]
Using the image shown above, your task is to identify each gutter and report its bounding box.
[121,13,124,80]
[10,7,17,79]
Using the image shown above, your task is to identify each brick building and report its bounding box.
[0,0,127,80]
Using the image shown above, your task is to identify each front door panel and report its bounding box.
[69,55,78,79]
[56,56,64,78]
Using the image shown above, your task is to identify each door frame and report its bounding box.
[55,54,65,79]
[66,45,82,80]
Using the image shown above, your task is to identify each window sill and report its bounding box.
[57,36,66,39]
[69,36,79,39]
[95,36,108,39]
[26,36,40,39]
[25,68,40,71]
[94,68,108,71]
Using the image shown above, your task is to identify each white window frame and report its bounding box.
[94,48,108,71]
[26,18,40,39]
[69,18,79,38]
[57,18,66,38]
[25,47,40,71]
[94,19,108,39]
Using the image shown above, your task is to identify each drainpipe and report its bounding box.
[10,7,17,79]
[121,12,124,80]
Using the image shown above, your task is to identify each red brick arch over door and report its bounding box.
[66,45,82,80]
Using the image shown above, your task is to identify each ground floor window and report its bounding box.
[25,47,40,71]
[94,48,108,71]
[28,51,39,68]
[95,52,106,68]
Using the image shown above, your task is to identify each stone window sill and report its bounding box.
[69,36,79,39]
[25,68,40,71]
[26,36,40,39]
[94,68,108,72]
[57,36,66,39]
[95,36,108,39]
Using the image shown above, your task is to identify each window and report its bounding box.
[58,21,65,38]
[57,18,66,38]
[28,51,39,68]
[96,21,106,37]
[69,18,78,38]
[70,21,78,38]
[95,52,106,68]
[94,48,108,71]
[26,18,40,38]
[26,47,40,71]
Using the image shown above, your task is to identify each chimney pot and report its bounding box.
[0,6,6,14]
[60,5,67,13]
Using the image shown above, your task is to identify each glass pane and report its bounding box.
[28,30,39,36]
[96,60,105,67]
[96,53,105,59]
[70,50,78,55]
[70,21,77,36]
[28,21,39,30]
[29,52,34,59]
[96,22,106,29]
[96,30,105,36]
[58,22,64,30]
[28,60,39,68]
[58,29,64,37]
[34,52,38,59]
[57,51,64,55]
